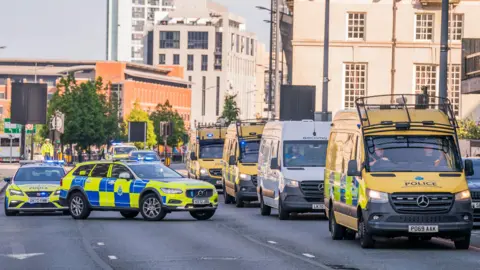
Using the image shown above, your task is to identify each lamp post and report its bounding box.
[438,0,449,100]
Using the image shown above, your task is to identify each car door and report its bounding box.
[86,163,111,207]
[110,164,134,208]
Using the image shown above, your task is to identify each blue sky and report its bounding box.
[0,0,270,60]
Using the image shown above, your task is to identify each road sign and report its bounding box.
[3,118,37,134]
[49,111,64,133]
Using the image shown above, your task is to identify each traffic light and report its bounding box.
[159,121,175,137]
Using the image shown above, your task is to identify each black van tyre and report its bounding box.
[223,180,234,204]
[190,210,215,220]
[140,193,167,221]
[120,211,139,219]
[278,197,290,220]
[329,208,345,240]
[69,192,91,220]
[235,185,244,208]
[358,217,375,248]
[454,234,471,250]
[259,191,271,216]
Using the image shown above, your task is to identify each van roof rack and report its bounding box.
[235,119,266,140]
[355,94,458,135]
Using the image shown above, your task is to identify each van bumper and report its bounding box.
[364,200,473,238]
[236,180,258,202]
[199,175,223,189]
[281,186,325,213]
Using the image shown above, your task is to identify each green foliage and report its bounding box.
[149,100,188,147]
[124,101,157,149]
[220,94,240,125]
[457,119,480,139]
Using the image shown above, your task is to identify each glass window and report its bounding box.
[366,136,461,172]
[449,13,463,41]
[199,143,224,159]
[159,54,166,64]
[187,55,194,71]
[128,151,160,161]
[448,65,461,117]
[160,31,180,49]
[14,167,65,182]
[132,7,145,19]
[283,140,328,167]
[187,31,209,49]
[201,55,208,71]
[129,163,183,179]
[239,140,260,163]
[414,64,437,105]
[347,13,366,40]
[173,54,180,65]
[91,164,111,178]
[111,164,131,178]
[415,13,434,41]
[73,164,95,176]
[344,63,368,109]
[114,147,137,154]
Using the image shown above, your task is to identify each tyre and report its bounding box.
[358,217,375,248]
[235,187,245,208]
[4,200,17,216]
[278,196,289,220]
[68,192,91,220]
[190,210,215,220]
[120,211,139,219]
[454,234,471,250]
[329,208,345,240]
[223,180,234,204]
[259,192,271,216]
[139,193,167,221]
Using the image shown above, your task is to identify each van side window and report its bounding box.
[333,133,348,172]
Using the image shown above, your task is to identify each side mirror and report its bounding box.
[119,172,132,180]
[228,155,237,166]
[190,152,197,161]
[3,177,11,183]
[347,160,362,177]
[465,159,474,177]
[270,157,280,170]
[161,158,165,163]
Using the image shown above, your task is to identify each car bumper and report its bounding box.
[280,186,325,213]
[164,204,218,212]
[363,200,473,238]
[199,175,223,188]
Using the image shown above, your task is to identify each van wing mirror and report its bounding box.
[190,152,197,161]
[465,159,474,177]
[347,160,362,177]
[270,157,280,170]
[228,155,237,166]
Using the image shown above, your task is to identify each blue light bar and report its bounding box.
[240,141,246,146]
[207,133,214,137]
[44,160,65,165]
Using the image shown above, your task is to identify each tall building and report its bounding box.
[145,0,258,126]
[290,0,480,120]
[106,0,176,63]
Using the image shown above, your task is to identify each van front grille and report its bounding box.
[390,193,454,214]
[300,181,324,199]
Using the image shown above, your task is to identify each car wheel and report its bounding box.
[329,208,345,240]
[4,200,17,216]
[358,216,375,248]
[234,185,244,208]
[190,210,215,220]
[454,234,471,250]
[223,180,234,204]
[259,191,271,216]
[120,211,139,219]
[278,196,289,220]
[69,192,91,220]
[140,193,166,221]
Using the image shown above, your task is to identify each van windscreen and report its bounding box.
[240,140,260,163]
[366,136,461,172]
[199,143,224,159]
[284,140,328,167]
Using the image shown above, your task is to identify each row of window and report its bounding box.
[346,12,464,41]
[231,33,255,56]
[159,54,222,72]
[159,31,209,50]
[343,63,461,116]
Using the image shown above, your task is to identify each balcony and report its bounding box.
[419,0,460,5]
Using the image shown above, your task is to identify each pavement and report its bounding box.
[0,163,480,270]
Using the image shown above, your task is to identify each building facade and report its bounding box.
[0,59,191,129]
[291,0,480,120]
[107,0,176,63]
[145,0,258,126]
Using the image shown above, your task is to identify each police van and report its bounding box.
[257,120,331,220]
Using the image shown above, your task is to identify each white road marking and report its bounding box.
[433,238,480,251]
[302,253,315,258]
[267,240,277,244]
[4,253,44,260]
[97,242,105,246]
[108,255,117,260]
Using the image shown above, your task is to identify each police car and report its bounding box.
[105,143,138,161]
[4,160,68,216]
[59,160,218,221]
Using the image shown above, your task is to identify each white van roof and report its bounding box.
[263,120,331,141]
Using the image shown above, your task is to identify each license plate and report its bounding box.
[28,197,49,204]
[193,198,209,205]
[408,225,438,233]
[472,202,480,209]
[312,204,325,210]
[216,180,222,185]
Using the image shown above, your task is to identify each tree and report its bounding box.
[220,94,240,125]
[458,119,480,139]
[150,100,188,148]
[124,101,157,149]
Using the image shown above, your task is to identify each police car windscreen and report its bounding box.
[130,152,160,160]
[284,140,328,167]
[366,136,462,173]
[129,164,183,179]
[199,143,223,159]
[240,141,259,163]
[115,147,136,154]
[15,167,65,182]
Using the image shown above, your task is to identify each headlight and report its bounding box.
[54,190,61,196]
[161,188,183,194]
[9,189,23,196]
[200,168,208,175]
[285,178,299,188]
[455,190,471,201]
[367,189,388,203]
[239,173,251,180]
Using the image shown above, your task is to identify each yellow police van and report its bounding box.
[222,120,265,207]
[325,94,474,249]
[186,125,227,189]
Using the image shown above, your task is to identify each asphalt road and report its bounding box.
[1,163,480,270]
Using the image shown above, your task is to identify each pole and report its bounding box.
[321,0,330,121]
[390,0,398,103]
[20,126,26,160]
[30,128,35,160]
[9,135,12,164]
[267,0,275,119]
[438,0,449,100]
[274,0,281,119]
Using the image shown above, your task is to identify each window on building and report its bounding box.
[214,55,222,71]
[241,37,245,53]
[251,39,255,56]
[159,54,166,64]
[231,34,235,50]
[414,64,437,104]
[246,38,250,55]
[449,13,463,41]
[415,13,434,41]
[187,31,209,49]
[133,0,145,4]
[187,55,194,71]
[188,76,192,82]
[173,54,180,65]
[0,92,5,99]
[347,13,366,40]
[448,65,461,117]
[132,20,145,32]
[202,76,206,116]
[132,7,145,18]
[201,55,208,71]
[236,34,240,53]
[216,76,220,116]
[160,31,180,48]
[0,106,3,115]
[344,63,368,109]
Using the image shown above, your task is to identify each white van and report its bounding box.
[257,120,331,220]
